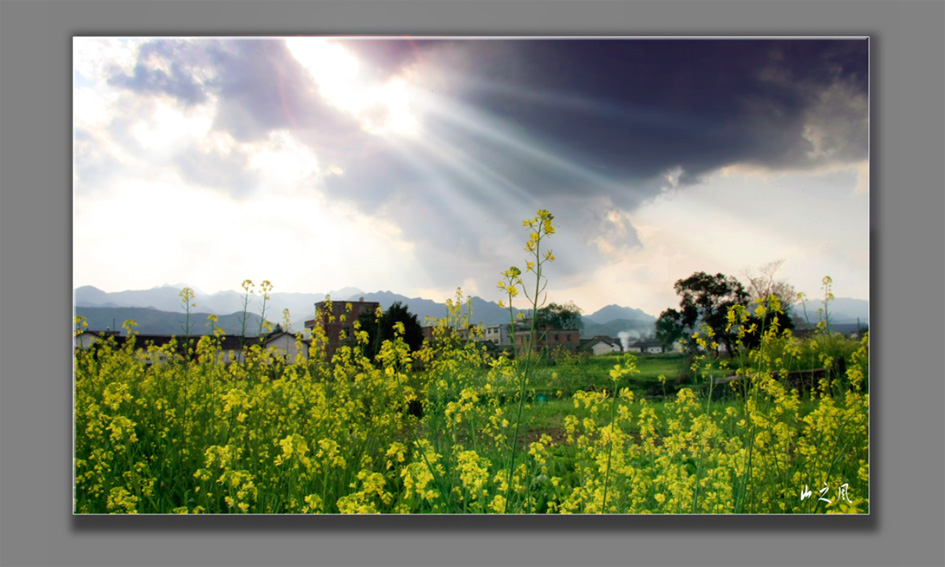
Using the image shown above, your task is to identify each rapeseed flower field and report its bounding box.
[74,211,868,514]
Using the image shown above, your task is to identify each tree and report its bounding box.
[740,260,797,348]
[535,301,583,331]
[357,301,424,358]
[655,308,685,351]
[744,260,798,311]
[672,271,749,357]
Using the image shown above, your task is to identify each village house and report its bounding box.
[75,333,197,364]
[260,329,310,363]
[626,338,664,354]
[211,329,311,364]
[580,336,623,356]
[482,323,512,347]
[76,329,309,365]
[513,323,581,353]
[74,329,121,350]
[208,335,249,364]
[422,324,480,345]
[305,297,380,360]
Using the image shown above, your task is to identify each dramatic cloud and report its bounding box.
[73,37,869,313]
[432,39,867,185]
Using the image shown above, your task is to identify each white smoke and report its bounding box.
[617,330,640,351]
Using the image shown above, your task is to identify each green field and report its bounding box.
[524,351,732,398]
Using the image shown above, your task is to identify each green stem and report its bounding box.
[601,382,619,513]
[692,376,714,513]
[411,426,456,513]
[503,217,549,513]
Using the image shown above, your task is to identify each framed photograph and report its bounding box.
[73,36,869,515]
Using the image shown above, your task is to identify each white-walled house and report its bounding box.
[74,330,120,350]
[214,332,310,364]
[582,336,623,356]
[261,330,310,363]
[629,339,664,354]
[482,324,512,347]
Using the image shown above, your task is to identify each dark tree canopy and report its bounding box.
[357,301,425,357]
[535,301,583,331]
[671,271,749,356]
[655,308,685,351]
[738,302,797,350]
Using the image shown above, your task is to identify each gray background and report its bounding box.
[1,0,943,566]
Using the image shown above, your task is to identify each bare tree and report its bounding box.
[744,260,797,309]
[740,260,798,347]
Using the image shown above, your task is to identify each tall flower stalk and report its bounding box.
[256,280,273,342]
[500,209,555,512]
[497,266,523,357]
[602,355,636,512]
[179,287,195,342]
[238,280,254,354]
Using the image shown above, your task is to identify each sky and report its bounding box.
[73,37,869,317]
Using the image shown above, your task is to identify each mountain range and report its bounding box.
[74,285,658,337]
[790,296,871,326]
[74,285,868,338]
[75,306,267,337]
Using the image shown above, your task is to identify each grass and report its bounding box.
[527,351,736,401]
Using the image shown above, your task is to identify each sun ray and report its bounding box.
[285,37,424,139]
[415,90,640,198]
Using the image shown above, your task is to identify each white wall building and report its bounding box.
[629,339,664,354]
[262,331,310,363]
[483,324,512,346]
[584,336,623,356]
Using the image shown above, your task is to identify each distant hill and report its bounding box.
[339,290,533,327]
[75,284,863,340]
[574,304,657,340]
[585,304,656,325]
[74,306,266,336]
[341,290,450,324]
[343,292,660,338]
[582,318,656,339]
[76,285,341,324]
[790,297,869,327]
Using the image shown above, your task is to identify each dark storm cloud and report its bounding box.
[391,38,868,193]
[313,38,867,236]
[313,38,867,290]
